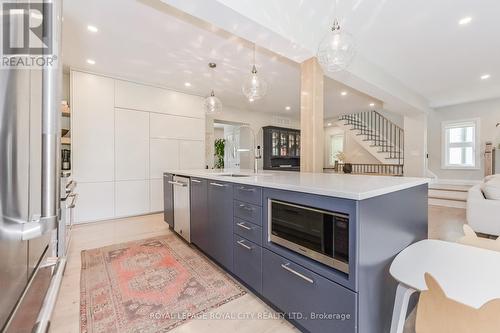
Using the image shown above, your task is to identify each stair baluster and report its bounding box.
[338,110,404,176]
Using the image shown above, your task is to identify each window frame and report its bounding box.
[441,118,480,170]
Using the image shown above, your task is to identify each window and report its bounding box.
[330,134,344,165]
[442,119,480,169]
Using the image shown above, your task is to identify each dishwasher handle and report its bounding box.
[168,180,187,187]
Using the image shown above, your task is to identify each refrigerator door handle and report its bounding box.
[3,0,63,242]
[36,0,63,240]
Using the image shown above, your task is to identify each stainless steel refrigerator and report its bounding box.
[0,1,65,332]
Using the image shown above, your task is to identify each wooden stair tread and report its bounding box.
[428,184,472,192]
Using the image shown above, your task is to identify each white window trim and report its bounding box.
[441,118,481,170]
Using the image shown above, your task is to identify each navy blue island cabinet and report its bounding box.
[165,175,428,333]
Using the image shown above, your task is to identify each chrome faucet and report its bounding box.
[236,125,262,174]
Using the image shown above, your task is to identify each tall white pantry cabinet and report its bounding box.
[71,71,205,223]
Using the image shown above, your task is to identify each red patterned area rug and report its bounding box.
[80,235,246,333]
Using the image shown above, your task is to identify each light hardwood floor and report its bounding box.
[50,206,467,333]
[50,214,297,333]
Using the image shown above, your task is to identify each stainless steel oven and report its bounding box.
[268,199,349,274]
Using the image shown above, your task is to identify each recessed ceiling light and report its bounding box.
[481,74,491,80]
[327,122,332,127]
[458,17,472,25]
[370,103,375,107]
[249,98,254,103]
[87,25,98,33]
[86,59,95,65]
[184,82,192,87]
[341,91,348,96]
[285,106,291,111]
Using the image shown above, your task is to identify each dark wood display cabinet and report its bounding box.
[263,126,300,171]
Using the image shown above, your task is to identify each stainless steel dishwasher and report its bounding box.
[170,176,191,242]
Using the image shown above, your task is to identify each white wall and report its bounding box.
[323,126,379,168]
[428,98,500,181]
[72,71,205,223]
[404,113,428,177]
[206,106,300,170]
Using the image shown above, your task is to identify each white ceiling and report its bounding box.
[207,0,500,108]
[324,78,382,118]
[62,0,378,118]
[63,0,497,117]
[62,0,301,115]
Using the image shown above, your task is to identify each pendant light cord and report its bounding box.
[332,0,340,29]
[253,43,256,66]
[252,43,257,74]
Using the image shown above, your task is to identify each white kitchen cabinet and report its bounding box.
[179,140,205,169]
[149,179,164,212]
[150,138,179,179]
[71,71,206,223]
[115,80,204,118]
[150,113,204,140]
[115,108,150,181]
[115,180,150,217]
[72,71,115,182]
[75,182,115,223]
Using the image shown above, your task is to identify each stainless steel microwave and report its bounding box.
[268,199,349,274]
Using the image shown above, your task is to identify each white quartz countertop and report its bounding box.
[165,169,429,200]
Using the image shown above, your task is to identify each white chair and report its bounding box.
[389,239,500,333]
[467,183,500,236]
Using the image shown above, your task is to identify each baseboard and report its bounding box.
[74,212,163,226]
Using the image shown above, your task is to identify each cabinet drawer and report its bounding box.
[262,249,357,333]
[234,184,262,206]
[233,236,262,293]
[234,200,262,226]
[234,218,262,245]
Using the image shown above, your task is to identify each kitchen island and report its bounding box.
[164,170,428,333]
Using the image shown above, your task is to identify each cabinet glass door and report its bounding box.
[280,132,288,157]
[272,131,279,157]
[296,134,300,157]
[288,133,295,157]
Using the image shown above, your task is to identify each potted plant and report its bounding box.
[214,138,225,169]
[334,151,352,174]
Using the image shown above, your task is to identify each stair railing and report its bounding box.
[339,111,404,166]
[326,163,404,176]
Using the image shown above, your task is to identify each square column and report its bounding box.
[300,57,324,173]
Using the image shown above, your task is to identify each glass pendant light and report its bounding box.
[204,63,222,115]
[317,18,356,73]
[242,44,268,102]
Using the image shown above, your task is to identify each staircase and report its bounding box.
[428,183,470,209]
[336,111,404,175]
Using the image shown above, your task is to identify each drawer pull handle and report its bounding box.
[281,263,314,284]
[237,222,252,231]
[191,179,201,183]
[239,186,255,192]
[237,240,252,251]
[239,204,254,211]
[210,182,225,187]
